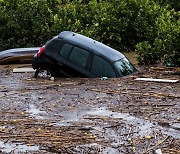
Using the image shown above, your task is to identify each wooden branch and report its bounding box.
[142,136,169,154]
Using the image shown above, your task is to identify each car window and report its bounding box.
[68,46,89,68]
[114,57,136,76]
[59,43,73,59]
[90,55,116,77]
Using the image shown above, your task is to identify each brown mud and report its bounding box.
[0,64,179,153]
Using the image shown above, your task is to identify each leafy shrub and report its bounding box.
[0,0,56,49]
[136,41,158,65]
[136,6,179,66]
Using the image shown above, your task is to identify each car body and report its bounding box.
[0,47,40,64]
[32,31,136,78]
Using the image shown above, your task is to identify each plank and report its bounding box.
[13,67,36,73]
[134,78,179,83]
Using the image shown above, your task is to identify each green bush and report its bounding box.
[136,41,158,65]
[0,0,56,49]
[136,6,179,66]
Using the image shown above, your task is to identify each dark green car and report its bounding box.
[32,31,136,78]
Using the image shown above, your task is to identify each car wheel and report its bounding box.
[35,67,54,78]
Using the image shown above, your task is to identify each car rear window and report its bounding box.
[59,43,73,59]
[90,55,116,78]
[68,46,89,68]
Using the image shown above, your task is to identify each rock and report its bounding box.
[155,149,162,154]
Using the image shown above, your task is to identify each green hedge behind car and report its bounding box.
[0,0,179,66]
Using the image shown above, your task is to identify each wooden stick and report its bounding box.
[127,127,132,139]
[142,136,169,154]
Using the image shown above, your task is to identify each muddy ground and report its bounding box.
[0,64,179,154]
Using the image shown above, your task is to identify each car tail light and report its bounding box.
[37,46,45,57]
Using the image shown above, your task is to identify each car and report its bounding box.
[0,47,40,64]
[32,31,137,78]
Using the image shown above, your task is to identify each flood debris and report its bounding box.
[135,77,179,83]
[13,67,36,73]
[0,140,39,153]
[100,77,108,80]
[26,104,46,119]
[155,148,163,154]
[90,88,180,98]
[142,136,169,154]
[0,65,179,153]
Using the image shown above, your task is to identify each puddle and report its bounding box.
[0,140,39,153]
[172,123,180,130]
[26,104,46,119]
[86,107,153,136]
[86,107,180,139]
[55,107,91,126]
[56,107,180,139]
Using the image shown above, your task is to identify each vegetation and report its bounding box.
[0,0,179,66]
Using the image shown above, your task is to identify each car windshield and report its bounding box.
[114,57,136,76]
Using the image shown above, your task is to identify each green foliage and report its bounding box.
[136,6,179,66]
[136,41,158,65]
[0,0,179,66]
[0,0,56,49]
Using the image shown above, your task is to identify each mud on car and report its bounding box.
[32,31,136,78]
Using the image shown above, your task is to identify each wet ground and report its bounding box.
[0,64,179,154]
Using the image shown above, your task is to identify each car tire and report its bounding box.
[35,67,54,78]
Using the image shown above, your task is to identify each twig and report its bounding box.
[142,136,169,154]
[104,124,122,128]
[119,131,138,136]
[153,130,158,140]
[127,127,132,139]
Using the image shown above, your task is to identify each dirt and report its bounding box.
[0,64,179,154]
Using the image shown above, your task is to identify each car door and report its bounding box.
[57,43,91,77]
[86,54,117,78]
[67,46,90,76]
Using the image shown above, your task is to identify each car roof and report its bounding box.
[58,31,124,62]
